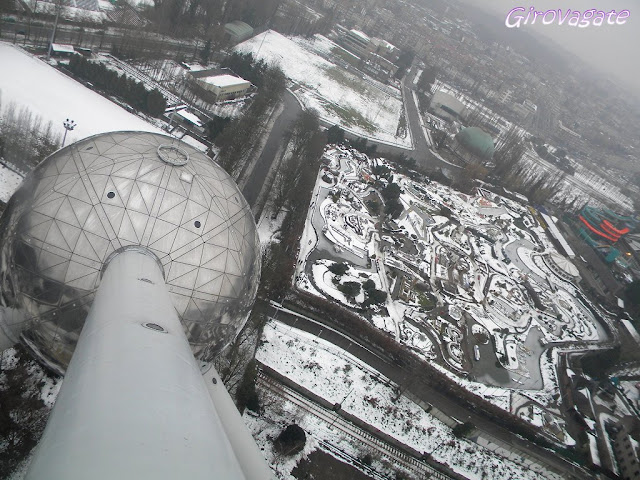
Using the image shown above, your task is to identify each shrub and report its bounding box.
[452,422,475,438]
[366,289,387,305]
[274,424,306,455]
[328,262,349,276]
[326,125,345,144]
[363,279,376,291]
[146,88,167,117]
[235,360,259,414]
[338,281,361,299]
[360,453,374,466]
[418,293,436,309]
[366,199,381,214]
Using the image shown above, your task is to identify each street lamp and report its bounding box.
[62,118,76,147]
[328,388,354,429]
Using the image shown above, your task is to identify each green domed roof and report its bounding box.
[455,127,494,160]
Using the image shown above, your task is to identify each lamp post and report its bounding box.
[328,388,354,429]
[62,118,76,147]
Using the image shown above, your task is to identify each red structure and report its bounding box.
[578,207,631,243]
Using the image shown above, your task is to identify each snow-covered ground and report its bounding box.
[256,207,285,246]
[256,319,561,480]
[236,31,411,148]
[0,44,163,146]
[0,43,169,201]
[1,347,63,479]
[0,165,23,203]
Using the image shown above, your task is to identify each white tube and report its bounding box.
[202,364,274,480]
[26,249,263,480]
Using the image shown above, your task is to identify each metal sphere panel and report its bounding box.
[0,131,260,369]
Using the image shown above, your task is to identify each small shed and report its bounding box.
[224,21,254,43]
[50,44,75,57]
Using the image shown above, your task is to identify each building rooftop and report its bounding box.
[175,109,202,127]
[197,74,250,88]
[548,252,580,278]
[372,38,397,52]
[455,126,494,160]
[51,44,75,54]
[224,20,253,39]
[349,29,370,43]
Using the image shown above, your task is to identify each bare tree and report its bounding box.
[0,98,61,171]
[270,152,301,217]
[493,125,525,179]
[213,311,266,395]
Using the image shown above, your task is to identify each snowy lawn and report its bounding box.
[256,206,285,246]
[0,166,23,203]
[0,43,163,146]
[257,320,559,480]
[236,32,410,148]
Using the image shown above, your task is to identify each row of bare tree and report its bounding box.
[260,111,327,300]
[143,0,279,37]
[0,92,61,174]
[215,60,286,178]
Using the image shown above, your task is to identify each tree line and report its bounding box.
[67,55,167,117]
[441,124,569,205]
[141,0,336,42]
[142,0,279,38]
[0,94,60,173]
[259,111,326,300]
[221,52,270,88]
[216,53,286,177]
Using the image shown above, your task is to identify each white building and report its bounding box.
[189,71,251,103]
[429,90,466,122]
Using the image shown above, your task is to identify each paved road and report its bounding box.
[241,90,301,208]
[400,68,431,165]
[262,300,590,480]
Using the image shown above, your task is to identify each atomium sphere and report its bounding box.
[0,131,260,370]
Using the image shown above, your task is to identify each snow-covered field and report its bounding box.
[256,320,561,480]
[1,347,62,480]
[0,43,168,201]
[0,43,163,146]
[0,166,23,203]
[236,31,411,148]
[256,207,285,246]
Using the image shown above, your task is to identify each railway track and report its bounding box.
[257,370,451,480]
